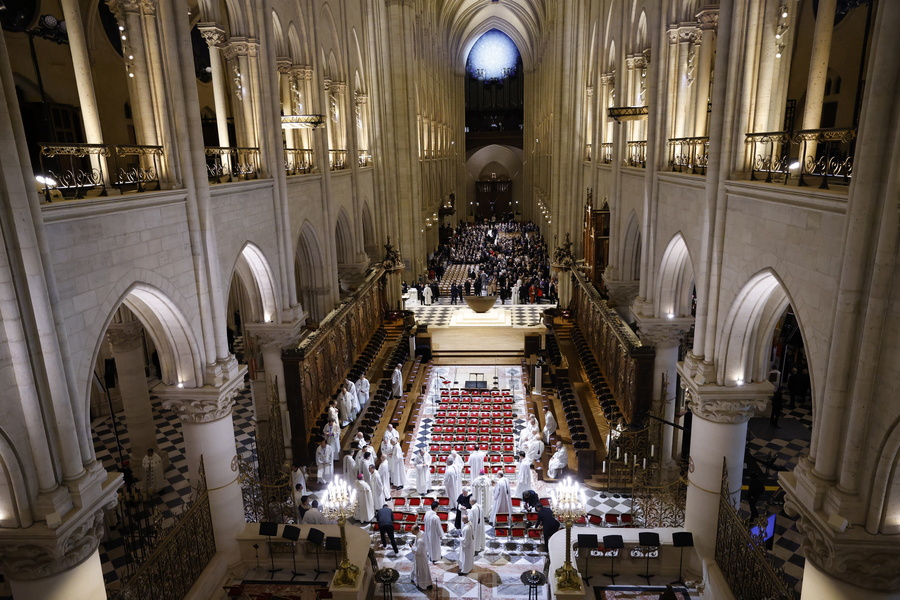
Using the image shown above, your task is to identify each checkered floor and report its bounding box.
[408,301,555,328]
[91,381,256,586]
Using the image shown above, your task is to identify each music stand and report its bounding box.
[637,531,660,582]
[577,534,598,584]
[281,525,305,580]
[601,534,623,584]
[325,536,342,570]
[258,522,283,578]
[670,531,694,585]
[306,528,329,579]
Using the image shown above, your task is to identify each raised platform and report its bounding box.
[464,295,499,313]
[448,306,512,327]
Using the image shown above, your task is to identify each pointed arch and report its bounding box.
[295,222,328,321]
[655,234,695,318]
[334,208,354,266]
[318,3,345,81]
[271,9,287,58]
[621,211,642,281]
[287,22,308,66]
[227,242,280,324]
[867,417,900,534]
[361,200,377,260]
[0,429,32,527]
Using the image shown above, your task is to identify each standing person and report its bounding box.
[526,436,545,463]
[316,438,334,484]
[324,418,340,460]
[543,408,557,445]
[338,386,353,426]
[770,387,785,427]
[355,474,375,524]
[746,472,766,520]
[327,400,339,428]
[410,525,433,590]
[455,488,473,530]
[375,503,399,553]
[413,447,432,494]
[392,364,404,398]
[458,515,475,576]
[423,284,433,306]
[547,441,568,479]
[342,449,357,479]
[388,438,407,489]
[356,372,370,410]
[469,498,485,554]
[443,457,462,509]
[291,464,308,496]
[464,279,471,296]
[472,469,494,521]
[492,475,512,520]
[536,504,561,547]
[423,501,443,562]
[514,452,534,498]
[141,448,164,498]
[467,448,486,485]
[369,464,387,506]
[378,456,393,501]
[302,500,328,524]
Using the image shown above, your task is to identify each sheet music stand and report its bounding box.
[577,534,598,584]
[638,531,660,582]
[281,525,305,580]
[325,536,342,570]
[601,534,623,584]
[671,531,694,585]
[306,527,329,578]
[259,522,282,578]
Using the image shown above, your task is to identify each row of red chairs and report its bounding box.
[431,464,518,475]
[438,399,513,408]
[432,425,514,433]
[429,448,518,459]
[430,434,514,443]
[439,389,512,395]
[494,527,544,541]
[434,411,514,419]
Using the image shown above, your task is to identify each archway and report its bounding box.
[621,210,642,281]
[655,234,695,319]
[295,222,330,323]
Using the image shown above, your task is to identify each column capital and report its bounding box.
[0,474,120,580]
[603,277,639,309]
[330,81,347,94]
[696,6,720,31]
[291,66,313,80]
[636,318,689,349]
[386,0,414,6]
[276,58,293,74]
[197,23,227,47]
[223,38,250,60]
[106,320,144,353]
[586,86,594,97]
[680,378,771,424]
[676,24,701,44]
[244,321,304,351]
[106,0,142,17]
[355,92,369,105]
[154,368,247,423]
[140,0,158,16]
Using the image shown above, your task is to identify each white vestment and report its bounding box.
[141,453,164,493]
[473,474,494,520]
[316,445,334,483]
[325,422,340,458]
[291,468,307,496]
[423,509,442,560]
[458,522,475,574]
[388,443,407,488]
[338,390,353,424]
[327,405,339,427]
[543,410,558,444]
[343,454,357,479]
[413,451,432,494]
[411,532,432,588]
[392,368,403,397]
[514,458,533,498]
[548,446,569,478]
[527,438,545,462]
[443,466,461,509]
[354,480,375,523]
[467,450,486,483]
[302,507,328,524]
[378,461,392,500]
[470,503,485,552]
[370,468,387,505]
[356,376,370,408]
[423,286,433,305]
[492,476,512,517]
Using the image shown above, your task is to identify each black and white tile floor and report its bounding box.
[408,300,555,328]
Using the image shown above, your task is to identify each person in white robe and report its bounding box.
[345,380,360,420]
[467,449,486,485]
[514,452,534,498]
[338,388,353,426]
[356,374,370,409]
[354,474,375,523]
[410,526,433,589]
[526,437,545,463]
[378,457,393,501]
[352,431,366,451]
[512,283,520,305]
[472,469,494,521]
[447,449,462,473]
[527,414,540,437]
[492,475,512,519]
[385,423,400,444]
[543,409,558,445]
[423,502,443,562]
[547,441,568,478]
[423,285,433,305]
[291,465,308,496]
[469,499,485,553]
[443,457,461,508]
[302,501,328,524]
[327,400,340,429]
[392,364,404,398]
[141,448,165,496]
[518,429,533,453]
[458,515,475,575]
[413,447,432,494]
[316,439,334,484]
[324,419,340,459]
[343,450,357,479]
[369,464,387,505]
[388,439,407,489]
[358,451,374,485]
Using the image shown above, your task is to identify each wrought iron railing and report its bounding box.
[358,149,372,167]
[329,149,348,171]
[745,128,856,189]
[111,458,216,600]
[631,465,687,528]
[584,143,592,162]
[284,148,314,175]
[715,460,797,600]
[667,136,709,175]
[114,145,164,193]
[205,146,261,183]
[625,140,647,168]
[598,142,613,164]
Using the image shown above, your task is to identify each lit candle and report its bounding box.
[616,447,620,459]
[624,452,628,464]
[602,461,606,473]
[651,445,655,458]
[643,458,647,469]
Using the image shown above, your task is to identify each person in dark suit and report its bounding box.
[455,488,473,530]
[375,503,399,553]
[536,505,560,547]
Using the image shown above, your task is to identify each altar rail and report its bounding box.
[570,269,655,422]
[282,269,386,464]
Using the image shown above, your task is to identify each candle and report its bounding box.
[643,458,647,469]
[651,445,655,458]
[616,447,620,459]
[624,452,628,464]
[602,461,606,473]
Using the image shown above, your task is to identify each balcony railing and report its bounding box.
[358,149,372,168]
[625,140,647,168]
[598,143,613,164]
[584,143,592,162]
[745,128,856,189]
[329,149,348,171]
[667,136,709,175]
[284,148,314,176]
[38,143,165,201]
[205,147,260,183]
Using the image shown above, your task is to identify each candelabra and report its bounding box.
[551,477,587,591]
[321,476,360,587]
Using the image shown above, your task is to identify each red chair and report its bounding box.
[539,497,551,507]
[405,513,418,523]
[527,528,543,540]
[394,498,407,507]
[408,497,422,508]
[605,514,620,527]
[393,511,404,521]
[526,512,539,523]
[503,455,515,464]
[575,515,587,525]
[511,526,527,540]
[504,466,516,474]
[620,514,633,526]
[511,498,522,508]
[511,513,525,523]
[588,514,603,526]
[494,527,509,539]
[441,522,449,533]
[438,497,450,507]
[495,513,510,524]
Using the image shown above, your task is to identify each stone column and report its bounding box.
[292,67,314,153]
[800,0,837,132]
[157,374,247,563]
[277,59,294,151]
[639,321,687,468]
[675,27,700,138]
[106,321,164,470]
[198,24,231,148]
[109,0,159,147]
[680,380,769,556]
[693,8,718,136]
[61,0,109,184]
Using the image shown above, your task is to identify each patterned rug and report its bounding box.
[594,586,694,599]
[238,580,321,599]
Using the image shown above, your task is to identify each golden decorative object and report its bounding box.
[322,477,360,587]
[551,477,586,591]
